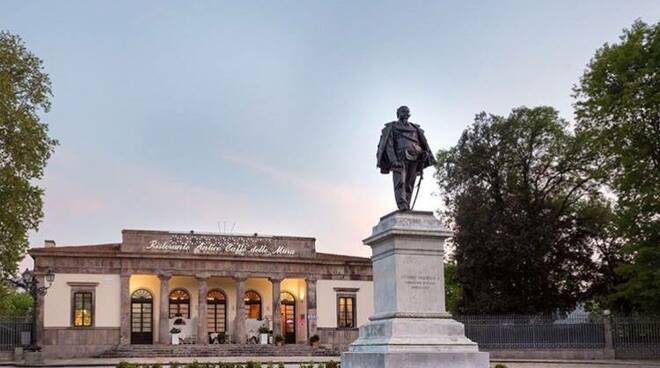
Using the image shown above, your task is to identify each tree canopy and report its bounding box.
[0,31,57,280]
[574,20,660,314]
[435,106,609,314]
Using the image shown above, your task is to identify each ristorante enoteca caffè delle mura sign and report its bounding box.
[145,234,296,257]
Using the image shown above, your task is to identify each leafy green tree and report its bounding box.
[0,31,57,280]
[444,261,461,315]
[574,20,660,314]
[0,281,32,315]
[436,106,608,314]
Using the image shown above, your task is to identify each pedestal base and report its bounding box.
[24,351,43,365]
[341,351,489,368]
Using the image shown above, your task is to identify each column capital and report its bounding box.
[269,276,284,283]
[233,275,248,282]
[195,273,210,281]
[158,272,172,280]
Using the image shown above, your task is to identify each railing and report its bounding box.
[0,315,31,351]
[456,315,606,350]
[612,316,660,359]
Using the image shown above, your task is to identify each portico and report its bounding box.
[123,274,312,345]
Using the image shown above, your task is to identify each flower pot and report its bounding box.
[171,333,180,345]
[260,333,268,344]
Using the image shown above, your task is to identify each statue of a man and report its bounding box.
[376,106,436,211]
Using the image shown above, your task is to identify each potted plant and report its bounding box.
[309,334,320,348]
[170,327,181,345]
[274,334,284,347]
[258,326,270,344]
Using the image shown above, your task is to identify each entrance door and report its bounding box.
[131,289,153,344]
[280,292,296,344]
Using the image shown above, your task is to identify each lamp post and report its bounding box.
[10,269,55,352]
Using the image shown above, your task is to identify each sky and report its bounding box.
[2,1,659,267]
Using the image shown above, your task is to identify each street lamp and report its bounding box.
[10,269,55,352]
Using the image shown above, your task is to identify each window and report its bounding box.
[207,289,226,333]
[169,289,190,318]
[244,290,262,320]
[72,291,93,327]
[337,295,356,328]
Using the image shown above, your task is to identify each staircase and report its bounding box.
[99,344,338,358]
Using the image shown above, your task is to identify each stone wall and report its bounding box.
[318,327,359,353]
[42,327,119,358]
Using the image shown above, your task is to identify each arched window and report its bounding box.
[244,290,262,320]
[207,289,227,333]
[169,289,190,318]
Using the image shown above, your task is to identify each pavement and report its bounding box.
[1,357,660,368]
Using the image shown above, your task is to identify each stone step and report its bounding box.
[99,344,337,358]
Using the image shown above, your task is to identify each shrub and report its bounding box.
[325,361,339,368]
[246,361,262,368]
[494,364,508,368]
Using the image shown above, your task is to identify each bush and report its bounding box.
[324,361,339,368]
[494,364,508,368]
[246,361,262,368]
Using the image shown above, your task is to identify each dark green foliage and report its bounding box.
[0,282,32,314]
[494,364,508,368]
[574,20,660,314]
[0,30,58,280]
[324,361,339,368]
[436,106,608,314]
[444,261,461,314]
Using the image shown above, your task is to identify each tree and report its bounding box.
[436,106,608,314]
[574,20,660,314]
[0,31,57,280]
[0,281,32,315]
[444,261,461,315]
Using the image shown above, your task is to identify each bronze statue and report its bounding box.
[377,106,436,211]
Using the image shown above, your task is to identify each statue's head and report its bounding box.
[396,105,410,120]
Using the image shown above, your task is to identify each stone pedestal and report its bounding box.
[341,211,489,368]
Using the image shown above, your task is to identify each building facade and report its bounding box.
[30,229,373,358]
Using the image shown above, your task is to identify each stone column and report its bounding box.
[158,274,171,345]
[306,278,318,339]
[197,275,209,345]
[341,211,489,368]
[603,311,615,359]
[233,276,247,344]
[119,273,131,345]
[270,277,282,338]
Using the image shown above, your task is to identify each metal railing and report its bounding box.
[0,315,31,351]
[612,316,660,359]
[456,315,606,350]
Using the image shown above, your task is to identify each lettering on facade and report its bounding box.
[402,274,440,290]
[144,234,296,257]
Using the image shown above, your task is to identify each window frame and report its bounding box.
[206,289,227,333]
[244,290,262,320]
[336,293,357,329]
[69,283,97,328]
[169,288,191,318]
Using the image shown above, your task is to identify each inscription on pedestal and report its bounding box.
[402,274,440,290]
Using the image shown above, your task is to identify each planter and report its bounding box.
[260,333,268,344]
[171,333,180,345]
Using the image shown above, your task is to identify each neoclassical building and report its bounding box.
[30,229,373,358]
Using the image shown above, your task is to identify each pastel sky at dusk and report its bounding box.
[2,1,659,267]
